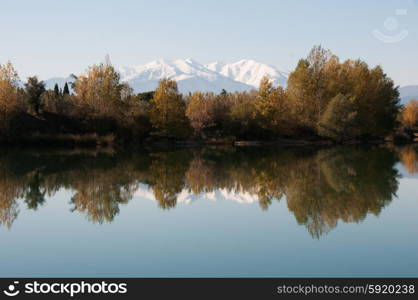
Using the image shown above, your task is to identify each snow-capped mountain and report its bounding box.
[45,58,288,94]
[206,59,288,88]
[118,59,253,94]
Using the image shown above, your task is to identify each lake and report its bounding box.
[0,145,417,277]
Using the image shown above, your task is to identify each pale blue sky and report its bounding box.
[1,0,417,86]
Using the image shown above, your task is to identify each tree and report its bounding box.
[255,76,290,136]
[228,91,259,138]
[287,46,400,139]
[24,76,46,115]
[41,90,72,115]
[137,91,154,102]
[73,63,126,120]
[339,61,400,137]
[54,83,60,97]
[401,100,418,129]
[149,79,189,138]
[63,82,70,95]
[318,94,359,141]
[186,92,216,137]
[258,76,274,98]
[0,61,23,134]
[286,46,335,132]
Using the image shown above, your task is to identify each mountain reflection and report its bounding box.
[0,145,416,237]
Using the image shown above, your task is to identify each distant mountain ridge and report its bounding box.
[46,59,287,94]
[205,59,288,88]
[118,58,253,93]
[399,85,418,105]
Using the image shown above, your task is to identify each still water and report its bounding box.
[0,145,417,277]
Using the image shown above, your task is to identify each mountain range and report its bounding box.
[45,59,417,104]
[46,59,287,94]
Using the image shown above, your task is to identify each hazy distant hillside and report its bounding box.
[400,85,418,105]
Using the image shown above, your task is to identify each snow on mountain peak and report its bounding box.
[46,58,288,94]
[205,59,288,88]
[118,58,254,93]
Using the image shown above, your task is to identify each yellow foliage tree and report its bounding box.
[0,62,24,135]
[73,64,126,120]
[149,79,189,138]
[186,92,216,137]
[255,76,290,135]
[402,100,418,129]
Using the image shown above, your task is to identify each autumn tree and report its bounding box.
[258,76,274,98]
[255,76,290,136]
[287,46,400,139]
[73,63,126,120]
[286,46,335,132]
[0,62,24,135]
[401,100,418,129]
[186,92,216,137]
[149,79,189,138]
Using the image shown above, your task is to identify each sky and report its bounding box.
[1,0,418,86]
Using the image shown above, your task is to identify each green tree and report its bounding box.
[54,83,60,97]
[63,82,70,95]
[24,76,46,115]
[137,91,154,102]
[318,94,359,141]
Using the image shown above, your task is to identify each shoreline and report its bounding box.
[1,133,415,149]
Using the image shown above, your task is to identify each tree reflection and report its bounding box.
[398,145,418,175]
[285,147,399,238]
[0,145,414,237]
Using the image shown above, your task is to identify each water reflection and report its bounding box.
[1,145,416,238]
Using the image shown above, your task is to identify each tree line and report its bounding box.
[0,46,416,144]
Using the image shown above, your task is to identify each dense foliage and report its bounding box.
[0,46,405,144]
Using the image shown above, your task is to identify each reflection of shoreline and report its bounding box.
[398,145,418,176]
[0,145,416,238]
